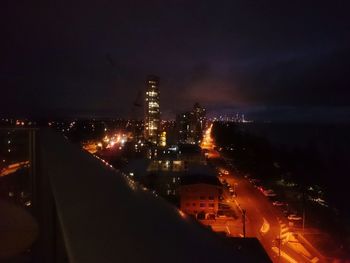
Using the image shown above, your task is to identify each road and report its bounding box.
[0,161,29,177]
[213,154,325,262]
[201,124,324,262]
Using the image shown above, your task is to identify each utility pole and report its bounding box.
[28,129,36,207]
[242,209,246,238]
[302,188,306,234]
[302,207,306,234]
[276,230,281,263]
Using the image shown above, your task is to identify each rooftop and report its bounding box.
[180,174,222,186]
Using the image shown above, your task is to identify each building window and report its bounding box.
[208,196,214,200]
[199,196,205,200]
[200,203,205,208]
[208,203,215,207]
[192,203,196,206]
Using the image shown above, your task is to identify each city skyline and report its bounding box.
[2,1,350,262]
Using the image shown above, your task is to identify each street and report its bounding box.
[202,124,324,263]
[0,161,29,177]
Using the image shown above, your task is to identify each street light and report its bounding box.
[242,209,246,238]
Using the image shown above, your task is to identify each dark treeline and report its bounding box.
[211,122,350,216]
[212,122,324,187]
[212,121,350,256]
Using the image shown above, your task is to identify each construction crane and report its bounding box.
[131,89,143,120]
[105,54,144,137]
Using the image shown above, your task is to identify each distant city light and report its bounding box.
[178,209,186,219]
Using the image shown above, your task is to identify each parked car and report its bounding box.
[257,186,265,193]
[288,214,302,221]
[272,201,286,206]
[263,189,277,197]
[249,178,260,184]
[217,211,227,218]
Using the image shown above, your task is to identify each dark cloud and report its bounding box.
[1,0,349,119]
[233,47,350,106]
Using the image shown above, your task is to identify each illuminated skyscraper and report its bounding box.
[144,75,160,144]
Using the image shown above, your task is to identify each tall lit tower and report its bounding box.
[144,75,160,144]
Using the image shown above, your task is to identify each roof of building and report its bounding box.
[124,157,216,178]
[178,143,202,154]
[226,237,271,261]
[187,164,216,177]
[180,174,221,186]
[123,158,150,177]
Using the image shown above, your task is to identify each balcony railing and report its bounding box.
[1,127,271,262]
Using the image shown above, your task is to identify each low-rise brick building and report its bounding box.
[179,175,222,219]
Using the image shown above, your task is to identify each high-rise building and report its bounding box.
[176,103,206,144]
[192,102,206,143]
[176,111,192,143]
[144,75,160,145]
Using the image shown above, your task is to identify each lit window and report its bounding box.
[148,91,158,97]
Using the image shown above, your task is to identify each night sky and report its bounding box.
[2,0,350,121]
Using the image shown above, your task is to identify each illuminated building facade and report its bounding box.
[159,131,167,147]
[179,176,221,220]
[144,75,160,145]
